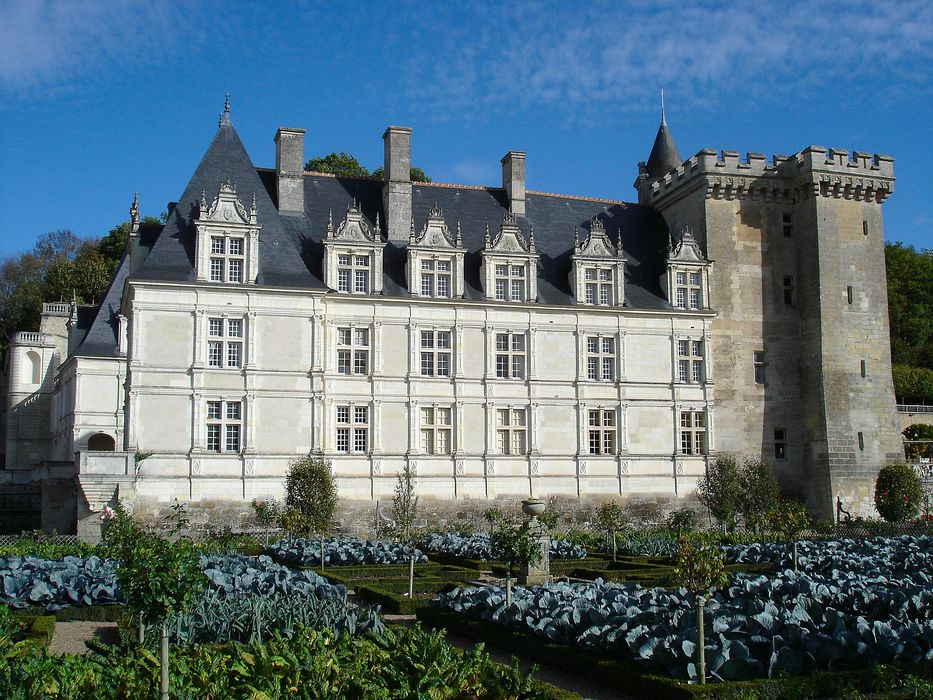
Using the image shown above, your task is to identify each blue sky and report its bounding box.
[1,0,931,258]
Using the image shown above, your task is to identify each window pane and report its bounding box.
[226,402,241,420]
[337,350,351,375]
[207,425,221,452]
[585,284,596,304]
[228,238,243,256]
[585,268,597,281]
[355,255,369,266]
[227,319,242,338]
[496,355,508,378]
[353,351,368,374]
[587,357,598,380]
[437,353,450,376]
[208,342,222,367]
[437,408,451,425]
[226,425,241,452]
[207,402,222,419]
[336,406,350,424]
[692,361,703,383]
[602,357,614,381]
[338,254,351,265]
[227,342,241,367]
[421,275,434,297]
[676,272,686,284]
[678,340,689,356]
[211,237,224,254]
[497,430,507,453]
[436,332,451,349]
[587,337,598,353]
[336,428,349,452]
[354,427,367,451]
[209,318,223,337]
[228,259,243,283]
[689,272,699,286]
[421,331,434,348]
[495,265,507,276]
[421,352,434,376]
[496,334,508,351]
[511,431,525,453]
[421,430,433,453]
[354,406,368,424]
[511,279,524,300]
[338,269,350,292]
[511,356,525,379]
[210,258,223,282]
[437,260,451,271]
[497,409,509,427]
[511,266,524,277]
[511,334,525,352]
[437,429,450,453]
[495,280,506,300]
[589,431,600,454]
[338,328,352,346]
[588,410,599,427]
[421,259,434,271]
[437,275,450,297]
[679,360,689,382]
[354,269,368,293]
[602,337,614,354]
[603,432,615,453]
[512,410,525,427]
[676,288,686,308]
[355,328,369,346]
[599,285,610,305]
[421,407,433,424]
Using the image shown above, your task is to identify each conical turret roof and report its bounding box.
[644,119,682,179]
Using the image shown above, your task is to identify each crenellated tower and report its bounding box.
[637,121,902,518]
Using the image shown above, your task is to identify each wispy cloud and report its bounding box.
[0,0,198,93]
[400,1,933,122]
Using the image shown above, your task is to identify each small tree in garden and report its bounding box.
[483,506,502,539]
[115,525,204,700]
[874,462,924,523]
[491,520,542,607]
[766,499,810,570]
[595,502,627,561]
[666,507,698,538]
[738,458,780,534]
[672,539,728,686]
[284,456,338,569]
[251,498,281,545]
[391,463,419,599]
[696,454,742,532]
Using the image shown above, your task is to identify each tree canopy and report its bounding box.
[305,152,431,182]
[886,242,933,370]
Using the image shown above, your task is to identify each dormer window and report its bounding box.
[194,179,260,285]
[481,212,538,303]
[323,203,385,295]
[571,216,625,307]
[408,203,465,299]
[666,225,710,311]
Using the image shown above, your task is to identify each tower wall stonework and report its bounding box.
[642,148,901,518]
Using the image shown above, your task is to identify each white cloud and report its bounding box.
[400,1,933,121]
[0,0,196,92]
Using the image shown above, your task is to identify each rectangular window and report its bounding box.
[862,220,869,236]
[847,285,854,305]
[495,332,526,379]
[421,406,452,454]
[783,275,795,306]
[208,236,245,284]
[207,317,244,369]
[588,409,616,455]
[494,263,526,302]
[582,267,614,306]
[336,405,368,453]
[586,336,615,381]
[336,326,369,376]
[496,408,527,455]
[420,330,452,377]
[676,339,704,383]
[774,428,786,460]
[211,237,224,254]
[857,432,865,451]
[679,411,707,455]
[206,399,242,452]
[673,269,702,310]
[754,351,767,385]
[210,258,224,282]
[782,212,793,238]
[336,252,371,294]
[861,359,867,378]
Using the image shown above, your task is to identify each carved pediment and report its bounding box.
[199,179,256,225]
[668,225,707,264]
[413,202,460,248]
[329,202,379,243]
[575,216,622,259]
[486,211,535,254]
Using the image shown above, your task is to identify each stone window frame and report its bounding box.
[753,350,767,385]
[206,398,243,453]
[782,275,796,306]
[495,406,528,455]
[679,410,707,455]
[585,334,616,382]
[494,331,527,380]
[420,329,452,378]
[675,338,705,384]
[206,315,245,370]
[335,252,373,294]
[773,428,787,460]
[582,266,616,306]
[336,404,369,454]
[336,325,370,377]
[493,262,527,302]
[420,405,453,454]
[587,408,617,455]
[208,234,245,284]
[673,269,704,310]
[419,257,454,299]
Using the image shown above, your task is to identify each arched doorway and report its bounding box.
[87,433,116,451]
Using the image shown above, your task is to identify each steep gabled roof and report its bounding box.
[73,254,130,357]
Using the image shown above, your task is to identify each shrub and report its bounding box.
[665,508,698,537]
[874,462,924,522]
[765,498,810,569]
[696,454,743,531]
[594,502,627,561]
[284,456,338,568]
[738,458,780,533]
[892,363,933,405]
[903,423,933,460]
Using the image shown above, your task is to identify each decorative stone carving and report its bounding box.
[245,459,254,476]
[531,460,539,475]
[570,215,626,306]
[480,212,539,303]
[193,179,261,284]
[322,202,386,294]
[373,460,382,475]
[455,460,464,475]
[192,459,202,476]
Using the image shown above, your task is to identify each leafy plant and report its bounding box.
[903,424,933,459]
[696,454,743,532]
[875,462,924,522]
[765,499,810,569]
[283,456,338,568]
[594,502,627,561]
[163,499,190,538]
[738,458,780,533]
[666,508,698,538]
[673,538,725,686]
[267,537,426,568]
[390,462,420,598]
[490,520,542,607]
[419,532,584,561]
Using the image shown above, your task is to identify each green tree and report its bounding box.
[283,456,338,568]
[903,424,933,460]
[765,499,810,570]
[874,462,924,523]
[672,538,728,685]
[885,242,933,369]
[666,507,698,538]
[490,519,542,607]
[390,463,419,598]
[738,458,780,534]
[594,502,627,561]
[696,454,743,532]
[372,166,432,182]
[304,152,371,178]
[251,498,281,545]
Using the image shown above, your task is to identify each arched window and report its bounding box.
[24,351,41,385]
[87,433,116,451]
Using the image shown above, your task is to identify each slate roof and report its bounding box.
[77,120,676,357]
[74,254,129,357]
[645,121,682,179]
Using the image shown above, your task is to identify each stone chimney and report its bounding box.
[274,127,305,213]
[382,126,412,242]
[501,151,526,216]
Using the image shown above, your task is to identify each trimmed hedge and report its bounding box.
[13,603,124,623]
[16,615,55,648]
[417,608,921,700]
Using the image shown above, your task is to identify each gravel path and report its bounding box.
[48,621,119,655]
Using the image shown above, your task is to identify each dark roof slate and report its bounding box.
[645,121,682,179]
[83,121,675,357]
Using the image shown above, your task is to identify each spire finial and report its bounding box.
[455,219,462,246]
[375,211,382,238]
[409,216,416,244]
[484,221,491,246]
[326,209,334,237]
[223,93,230,123]
[660,87,666,126]
[129,192,140,232]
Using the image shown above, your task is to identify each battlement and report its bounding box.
[643,146,894,205]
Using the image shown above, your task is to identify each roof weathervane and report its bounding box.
[660,87,666,126]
